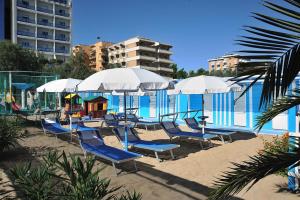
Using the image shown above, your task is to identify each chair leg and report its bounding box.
[154,151,162,162]
[229,135,233,143]
[209,140,213,148]
[170,150,175,160]
[199,140,204,149]
[112,162,118,176]
[220,135,225,144]
[133,160,138,171]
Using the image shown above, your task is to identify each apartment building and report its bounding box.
[108,37,173,77]
[208,54,242,73]
[1,0,72,62]
[73,44,90,66]
[88,42,112,71]
[72,42,112,71]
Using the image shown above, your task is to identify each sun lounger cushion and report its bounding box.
[104,114,116,120]
[205,128,235,135]
[185,118,235,135]
[77,130,141,163]
[185,118,199,130]
[42,118,70,134]
[161,121,216,140]
[114,127,140,142]
[114,127,179,152]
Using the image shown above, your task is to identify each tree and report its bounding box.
[0,41,44,71]
[177,68,188,79]
[188,70,196,77]
[69,51,94,79]
[209,0,300,199]
[43,50,94,80]
[196,68,209,76]
[107,63,122,69]
[171,64,178,79]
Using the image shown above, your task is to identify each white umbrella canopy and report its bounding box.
[167,75,242,133]
[112,89,156,96]
[78,68,172,151]
[77,68,171,92]
[37,78,82,93]
[168,75,241,95]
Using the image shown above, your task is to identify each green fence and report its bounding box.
[0,71,59,114]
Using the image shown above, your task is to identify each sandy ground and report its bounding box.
[0,122,299,200]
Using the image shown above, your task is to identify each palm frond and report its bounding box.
[209,150,300,200]
[264,1,300,20]
[256,89,300,131]
[231,0,300,108]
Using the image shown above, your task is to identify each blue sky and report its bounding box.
[72,0,281,71]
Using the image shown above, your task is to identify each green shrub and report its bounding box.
[261,132,289,176]
[10,151,142,200]
[0,117,27,152]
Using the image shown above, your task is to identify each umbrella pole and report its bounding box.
[202,94,205,134]
[124,92,128,151]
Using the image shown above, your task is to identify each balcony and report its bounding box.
[55,35,69,41]
[17,16,35,24]
[49,0,67,4]
[17,1,35,10]
[37,6,53,14]
[55,23,70,29]
[37,20,53,27]
[157,58,173,64]
[55,10,70,17]
[17,30,35,37]
[37,46,53,52]
[37,33,53,40]
[55,49,69,54]
[21,44,35,50]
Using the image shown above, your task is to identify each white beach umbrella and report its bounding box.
[77,68,170,92]
[37,78,82,93]
[77,68,172,150]
[168,75,241,132]
[169,75,240,95]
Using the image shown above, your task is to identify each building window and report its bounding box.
[22,1,29,6]
[58,9,65,15]
[22,42,29,47]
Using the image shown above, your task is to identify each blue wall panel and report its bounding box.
[189,94,202,119]
[226,93,229,126]
[140,96,150,118]
[213,94,216,124]
[179,94,188,119]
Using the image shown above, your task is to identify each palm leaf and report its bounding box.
[284,0,300,8]
[209,150,300,200]
[231,0,300,109]
[264,1,300,20]
[256,89,300,131]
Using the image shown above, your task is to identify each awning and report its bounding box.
[12,83,34,90]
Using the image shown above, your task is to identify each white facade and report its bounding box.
[12,0,72,61]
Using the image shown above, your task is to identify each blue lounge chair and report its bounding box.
[113,127,180,161]
[76,129,142,175]
[160,121,217,149]
[41,118,71,139]
[127,114,160,130]
[101,114,119,128]
[71,121,98,131]
[184,117,235,143]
